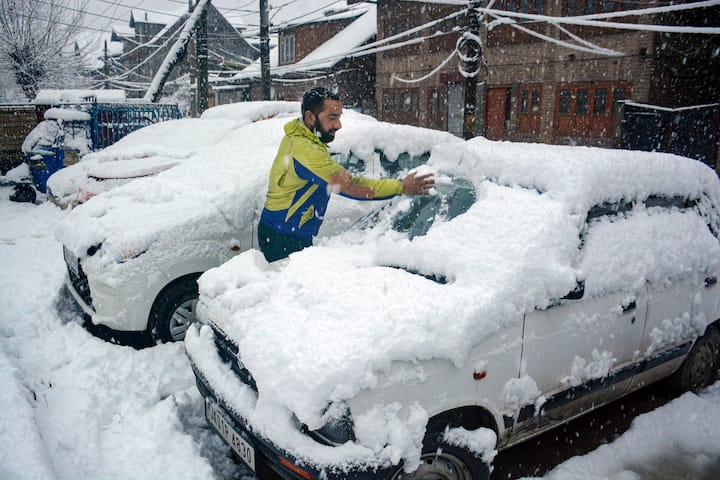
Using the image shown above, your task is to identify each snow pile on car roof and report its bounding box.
[436,137,720,213]
[200,100,300,122]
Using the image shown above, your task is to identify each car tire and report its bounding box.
[389,429,490,480]
[149,275,200,343]
[667,324,720,393]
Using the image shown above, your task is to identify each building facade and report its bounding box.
[106,5,258,102]
[376,0,719,154]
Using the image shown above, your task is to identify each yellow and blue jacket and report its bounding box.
[260,118,404,240]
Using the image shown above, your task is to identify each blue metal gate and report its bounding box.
[90,103,182,150]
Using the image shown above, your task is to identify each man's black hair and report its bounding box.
[301,87,340,116]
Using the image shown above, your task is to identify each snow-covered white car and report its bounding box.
[186,139,720,480]
[47,101,301,208]
[56,107,460,345]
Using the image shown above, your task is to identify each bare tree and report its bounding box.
[0,0,91,100]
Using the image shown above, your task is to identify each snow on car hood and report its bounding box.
[193,140,720,432]
[196,181,579,430]
[86,157,180,179]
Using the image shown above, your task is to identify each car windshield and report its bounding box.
[354,177,476,239]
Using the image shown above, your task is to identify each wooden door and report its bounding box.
[486,87,508,140]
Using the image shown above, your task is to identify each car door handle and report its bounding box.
[622,301,636,313]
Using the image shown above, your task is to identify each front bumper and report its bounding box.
[190,360,395,480]
[62,245,155,333]
[194,370,309,480]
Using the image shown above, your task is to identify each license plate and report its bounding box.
[64,247,79,276]
[206,399,256,471]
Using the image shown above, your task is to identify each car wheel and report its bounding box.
[668,324,720,393]
[390,430,490,480]
[149,275,200,343]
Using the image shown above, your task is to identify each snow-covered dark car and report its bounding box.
[186,138,720,480]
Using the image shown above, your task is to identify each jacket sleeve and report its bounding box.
[292,137,403,200]
[345,176,403,200]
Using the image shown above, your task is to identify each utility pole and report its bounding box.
[260,0,271,100]
[196,0,208,115]
[462,1,481,140]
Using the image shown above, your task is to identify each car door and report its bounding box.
[519,289,646,432]
[515,203,650,438]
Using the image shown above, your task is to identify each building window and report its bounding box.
[594,88,607,115]
[559,90,571,114]
[531,89,541,112]
[556,82,632,138]
[518,85,542,134]
[613,87,627,101]
[430,91,439,114]
[535,0,545,14]
[576,89,589,114]
[567,0,579,15]
[280,33,295,64]
[384,93,392,113]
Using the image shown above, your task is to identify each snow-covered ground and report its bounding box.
[1,186,719,480]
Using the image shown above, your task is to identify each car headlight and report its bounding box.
[305,402,355,446]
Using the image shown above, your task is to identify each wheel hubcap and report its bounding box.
[688,340,715,389]
[169,298,198,341]
[392,452,471,480]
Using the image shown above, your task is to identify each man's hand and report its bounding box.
[402,172,435,195]
[330,170,375,199]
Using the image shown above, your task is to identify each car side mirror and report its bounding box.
[561,280,585,301]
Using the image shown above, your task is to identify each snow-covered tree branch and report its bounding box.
[0,0,92,101]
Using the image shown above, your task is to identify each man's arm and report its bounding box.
[329,170,376,199]
[331,170,436,199]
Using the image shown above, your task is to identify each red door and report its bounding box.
[486,87,508,140]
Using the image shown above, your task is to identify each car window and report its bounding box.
[350,177,476,239]
[392,178,476,239]
[331,151,365,173]
[379,151,431,175]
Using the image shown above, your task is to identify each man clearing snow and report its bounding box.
[258,86,435,262]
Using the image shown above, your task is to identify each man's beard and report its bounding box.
[314,120,336,143]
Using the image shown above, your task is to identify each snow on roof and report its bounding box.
[279,1,374,28]
[111,24,135,38]
[220,39,278,81]
[34,89,127,105]
[226,5,375,81]
[295,5,376,71]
